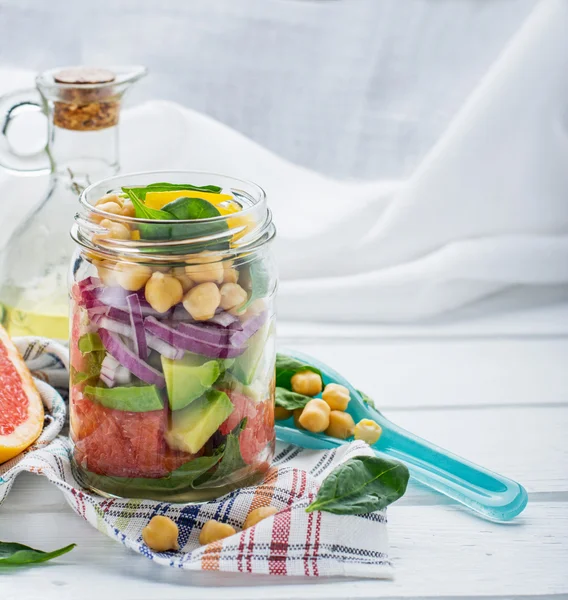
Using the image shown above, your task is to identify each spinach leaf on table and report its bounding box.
[0,541,76,566]
[275,354,322,391]
[305,456,409,515]
[275,387,311,410]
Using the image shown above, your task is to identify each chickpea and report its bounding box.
[98,218,131,241]
[93,259,118,287]
[293,408,305,430]
[95,193,123,207]
[322,383,350,411]
[169,267,194,293]
[92,201,123,223]
[183,282,221,321]
[243,506,278,529]
[142,515,179,552]
[291,371,322,397]
[115,262,152,291]
[219,283,248,311]
[298,399,330,433]
[275,406,292,421]
[185,252,224,284]
[199,520,236,545]
[145,272,183,313]
[325,410,355,440]
[354,419,382,445]
[223,266,239,284]
[120,199,136,217]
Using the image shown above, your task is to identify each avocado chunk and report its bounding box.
[231,322,271,385]
[161,352,221,411]
[84,385,163,412]
[165,389,234,454]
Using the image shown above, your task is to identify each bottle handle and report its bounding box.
[0,88,50,175]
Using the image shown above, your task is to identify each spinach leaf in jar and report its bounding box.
[305,456,409,515]
[238,261,273,313]
[144,182,222,195]
[122,187,177,241]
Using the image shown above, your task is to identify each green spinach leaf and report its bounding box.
[144,182,222,195]
[162,196,230,247]
[78,332,103,353]
[77,453,224,498]
[122,187,177,241]
[305,456,409,515]
[70,350,105,386]
[275,387,311,410]
[237,261,272,312]
[0,541,76,566]
[275,354,322,390]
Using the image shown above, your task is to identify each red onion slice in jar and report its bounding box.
[229,312,267,347]
[91,314,131,337]
[98,328,166,388]
[146,334,184,360]
[177,321,230,346]
[127,293,148,360]
[144,317,246,359]
[208,311,241,328]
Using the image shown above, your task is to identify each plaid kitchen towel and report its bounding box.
[0,337,392,579]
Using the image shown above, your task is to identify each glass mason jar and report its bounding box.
[69,171,277,502]
[0,66,145,338]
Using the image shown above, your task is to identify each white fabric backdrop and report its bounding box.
[1,0,567,325]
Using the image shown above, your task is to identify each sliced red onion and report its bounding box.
[229,311,268,347]
[107,306,130,323]
[101,354,120,371]
[85,299,109,315]
[144,317,246,359]
[78,276,101,291]
[99,328,166,388]
[146,334,184,360]
[208,311,241,328]
[127,293,148,360]
[100,372,114,388]
[91,314,132,337]
[177,321,230,346]
[170,304,191,321]
[100,354,131,388]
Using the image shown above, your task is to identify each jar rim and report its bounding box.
[72,170,275,262]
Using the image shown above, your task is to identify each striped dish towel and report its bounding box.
[0,337,392,579]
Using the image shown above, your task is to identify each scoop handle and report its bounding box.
[368,406,528,521]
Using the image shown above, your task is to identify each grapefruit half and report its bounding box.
[0,325,44,464]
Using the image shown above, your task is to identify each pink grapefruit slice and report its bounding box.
[0,324,44,464]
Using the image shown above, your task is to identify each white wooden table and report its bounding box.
[2,317,568,600]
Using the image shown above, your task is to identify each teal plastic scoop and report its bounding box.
[275,349,528,521]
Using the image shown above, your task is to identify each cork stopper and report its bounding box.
[53,67,120,131]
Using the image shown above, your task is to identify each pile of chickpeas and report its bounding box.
[276,370,382,445]
[90,193,251,320]
[141,506,279,551]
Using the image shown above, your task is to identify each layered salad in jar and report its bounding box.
[69,177,276,501]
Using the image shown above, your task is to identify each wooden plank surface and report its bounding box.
[1,489,566,600]
[1,338,567,599]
